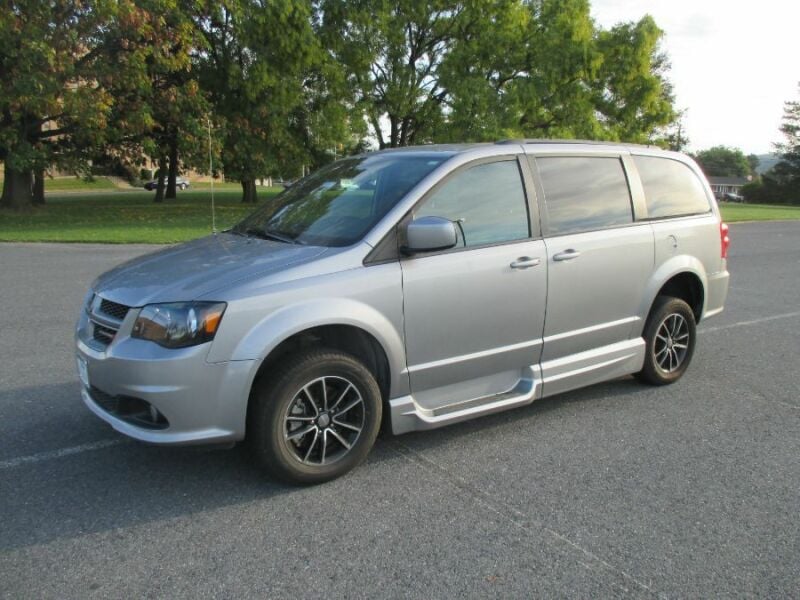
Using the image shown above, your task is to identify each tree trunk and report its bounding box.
[0,161,33,209]
[154,154,167,203]
[165,138,178,199]
[240,179,257,203]
[389,115,399,147]
[33,168,45,205]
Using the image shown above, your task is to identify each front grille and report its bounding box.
[86,296,131,349]
[93,323,117,344]
[99,298,130,321]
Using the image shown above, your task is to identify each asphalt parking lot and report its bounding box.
[1,221,798,598]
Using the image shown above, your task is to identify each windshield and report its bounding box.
[232,153,449,247]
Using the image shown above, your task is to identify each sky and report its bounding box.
[591,0,799,155]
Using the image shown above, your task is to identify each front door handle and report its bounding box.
[510,256,541,269]
[553,249,581,262]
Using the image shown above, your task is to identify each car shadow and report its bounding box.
[391,375,646,449]
[1,376,645,552]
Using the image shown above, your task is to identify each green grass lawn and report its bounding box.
[0,189,282,243]
[2,191,798,244]
[189,181,252,190]
[44,176,119,192]
[718,203,800,223]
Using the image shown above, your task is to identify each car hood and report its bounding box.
[92,233,328,307]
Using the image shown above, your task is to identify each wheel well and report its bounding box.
[250,325,392,405]
[656,272,704,321]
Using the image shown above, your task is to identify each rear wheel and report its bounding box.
[248,348,382,484]
[636,296,697,386]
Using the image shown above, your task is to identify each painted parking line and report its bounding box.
[700,310,800,334]
[2,311,798,472]
[0,439,124,470]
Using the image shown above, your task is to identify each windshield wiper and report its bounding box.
[243,227,303,245]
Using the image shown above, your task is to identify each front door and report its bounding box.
[400,157,548,411]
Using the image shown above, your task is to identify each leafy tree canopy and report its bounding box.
[742,84,800,205]
[774,85,800,179]
[694,146,752,178]
[104,0,211,201]
[0,1,118,207]
[320,0,676,147]
[192,0,360,201]
[2,0,679,207]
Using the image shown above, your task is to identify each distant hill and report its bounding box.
[755,154,780,174]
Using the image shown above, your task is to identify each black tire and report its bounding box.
[248,348,382,484]
[180,183,187,190]
[636,296,697,386]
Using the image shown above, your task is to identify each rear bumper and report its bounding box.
[76,313,256,445]
[703,268,730,320]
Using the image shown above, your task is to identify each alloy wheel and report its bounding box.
[654,313,690,373]
[282,376,365,466]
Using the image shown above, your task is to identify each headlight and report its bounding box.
[132,302,227,348]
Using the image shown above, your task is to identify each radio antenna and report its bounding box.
[207,117,217,235]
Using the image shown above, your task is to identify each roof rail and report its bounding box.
[495,138,656,149]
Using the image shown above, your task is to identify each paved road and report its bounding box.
[1,222,798,598]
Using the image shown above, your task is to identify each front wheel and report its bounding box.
[636,296,697,386]
[248,349,382,484]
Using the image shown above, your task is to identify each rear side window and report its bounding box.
[633,156,711,219]
[414,160,529,248]
[535,156,633,235]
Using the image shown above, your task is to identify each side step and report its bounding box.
[389,367,541,435]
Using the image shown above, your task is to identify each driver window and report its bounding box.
[414,160,530,248]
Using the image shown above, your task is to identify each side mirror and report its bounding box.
[403,216,458,254]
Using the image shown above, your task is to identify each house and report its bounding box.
[707,176,750,199]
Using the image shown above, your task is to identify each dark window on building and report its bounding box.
[634,156,711,219]
[414,160,529,248]
[535,156,633,235]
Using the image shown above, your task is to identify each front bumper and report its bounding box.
[76,308,256,445]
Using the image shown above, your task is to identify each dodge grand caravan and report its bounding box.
[75,141,730,483]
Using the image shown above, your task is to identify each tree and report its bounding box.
[593,15,675,142]
[749,84,800,204]
[658,110,689,151]
[102,1,209,203]
[192,1,354,203]
[0,1,118,209]
[440,0,600,141]
[322,0,530,148]
[773,85,800,186]
[321,0,676,147]
[746,154,760,174]
[444,4,676,143]
[694,146,752,178]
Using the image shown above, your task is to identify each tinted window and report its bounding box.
[535,157,633,235]
[414,160,529,248]
[234,154,448,247]
[634,156,711,218]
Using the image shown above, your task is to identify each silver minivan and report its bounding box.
[75,141,730,483]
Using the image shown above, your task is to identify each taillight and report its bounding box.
[720,222,730,259]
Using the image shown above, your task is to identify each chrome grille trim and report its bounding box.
[86,295,132,348]
[88,312,122,330]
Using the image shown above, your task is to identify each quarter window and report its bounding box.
[535,157,633,235]
[414,160,529,248]
[633,156,711,219]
